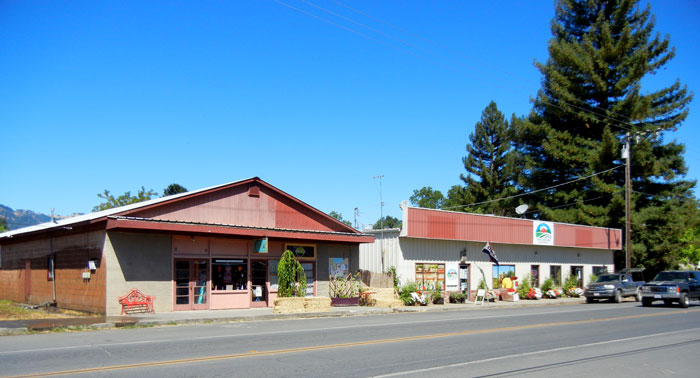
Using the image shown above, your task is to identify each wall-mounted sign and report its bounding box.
[286,244,315,258]
[533,221,554,245]
[254,238,268,253]
[446,262,459,287]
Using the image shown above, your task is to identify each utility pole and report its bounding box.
[624,133,631,270]
[353,207,358,230]
[373,175,385,272]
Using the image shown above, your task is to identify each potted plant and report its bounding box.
[431,290,444,305]
[449,292,466,303]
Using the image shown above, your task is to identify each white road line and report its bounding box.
[371,327,700,377]
[0,303,645,355]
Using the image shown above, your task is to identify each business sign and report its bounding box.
[253,238,268,253]
[533,221,554,245]
[446,262,459,288]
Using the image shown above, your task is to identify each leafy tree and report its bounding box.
[277,249,307,297]
[458,101,520,215]
[409,187,445,209]
[163,183,188,197]
[679,225,700,270]
[373,215,402,230]
[518,0,695,270]
[0,217,8,232]
[329,211,352,227]
[92,186,158,212]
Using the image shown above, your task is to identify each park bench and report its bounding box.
[118,288,155,315]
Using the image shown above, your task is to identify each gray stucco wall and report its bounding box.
[316,243,359,297]
[104,232,172,315]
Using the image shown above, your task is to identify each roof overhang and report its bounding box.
[105,217,375,244]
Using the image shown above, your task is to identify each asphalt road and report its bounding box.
[1,302,698,378]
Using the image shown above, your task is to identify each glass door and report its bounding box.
[251,260,268,307]
[174,259,209,311]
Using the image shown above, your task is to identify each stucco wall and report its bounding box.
[316,243,359,297]
[104,232,172,315]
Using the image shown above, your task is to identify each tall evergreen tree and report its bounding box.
[519,0,695,270]
[459,101,519,215]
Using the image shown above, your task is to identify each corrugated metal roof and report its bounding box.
[0,177,257,239]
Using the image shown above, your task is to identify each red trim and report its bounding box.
[105,218,374,243]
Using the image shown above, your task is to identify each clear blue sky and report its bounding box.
[2,1,698,230]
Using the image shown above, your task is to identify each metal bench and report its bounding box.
[118,288,155,315]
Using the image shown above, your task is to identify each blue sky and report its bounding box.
[1,1,698,230]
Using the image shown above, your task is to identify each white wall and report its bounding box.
[359,232,614,293]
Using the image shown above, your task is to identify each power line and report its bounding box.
[441,165,624,211]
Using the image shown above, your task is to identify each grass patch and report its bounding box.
[0,300,98,321]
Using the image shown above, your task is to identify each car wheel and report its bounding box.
[613,290,622,303]
[635,289,642,302]
[679,293,689,308]
[642,297,652,307]
[586,297,596,304]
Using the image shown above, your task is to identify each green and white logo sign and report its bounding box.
[533,221,554,245]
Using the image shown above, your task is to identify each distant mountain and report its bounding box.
[0,205,82,231]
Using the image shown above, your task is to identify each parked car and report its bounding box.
[640,271,700,308]
[584,271,644,303]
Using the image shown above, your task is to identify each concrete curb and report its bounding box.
[0,297,587,336]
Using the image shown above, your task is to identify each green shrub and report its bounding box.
[449,292,466,303]
[277,250,307,297]
[517,274,531,298]
[541,277,554,292]
[386,266,400,291]
[564,273,579,291]
[477,277,488,290]
[431,290,443,304]
[398,282,418,305]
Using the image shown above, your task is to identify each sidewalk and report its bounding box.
[0,297,585,335]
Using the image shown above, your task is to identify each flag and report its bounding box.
[482,242,499,265]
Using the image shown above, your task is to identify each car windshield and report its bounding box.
[653,272,688,282]
[596,274,618,283]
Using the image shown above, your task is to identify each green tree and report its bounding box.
[93,186,158,212]
[518,0,695,270]
[409,187,445,209]
[277,249,307,297]
[0,217,8,232]
[329,211,352,227]
[163,183,188,197]
[679,225,700,270]
[373,215,402,230]
[459,101,520,215]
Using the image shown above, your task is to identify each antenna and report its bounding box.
[515,204,529,217]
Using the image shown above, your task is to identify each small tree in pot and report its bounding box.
[277,249,307,297]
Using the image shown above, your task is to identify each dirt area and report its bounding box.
[0,300,98,321]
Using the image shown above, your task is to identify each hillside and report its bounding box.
[0,205,80,231]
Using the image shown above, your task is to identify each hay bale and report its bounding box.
[273,297,306,314]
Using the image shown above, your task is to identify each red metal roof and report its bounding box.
[404,207,621,250]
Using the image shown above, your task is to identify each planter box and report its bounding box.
[330,297,360,307]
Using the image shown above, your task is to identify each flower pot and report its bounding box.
[330,297,360,307]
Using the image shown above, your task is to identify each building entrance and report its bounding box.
[174,259,209,311]
[251,260,268,307]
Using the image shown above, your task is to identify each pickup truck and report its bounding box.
[640,270,700,308]
[584,271,645,303]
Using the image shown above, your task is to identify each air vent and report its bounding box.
[248,185,260,197]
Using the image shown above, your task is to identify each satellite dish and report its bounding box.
[515,204,529,215]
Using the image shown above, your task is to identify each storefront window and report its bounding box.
[269,260,279,291]
[212,259,247,291]
[415,263,445,291]
[550,265,562,286]
[285,244,316,259]
[493,265,516,289]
